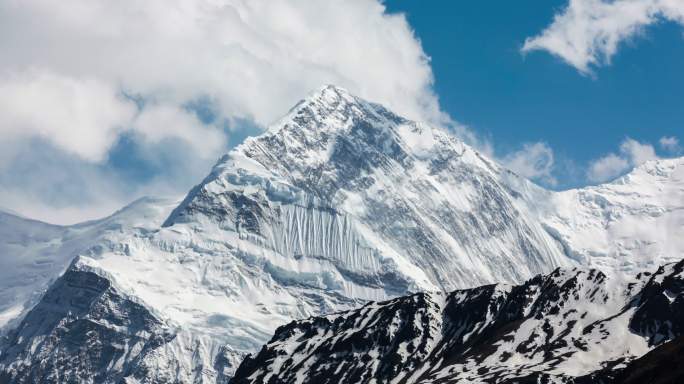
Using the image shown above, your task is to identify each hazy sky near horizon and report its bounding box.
[0,0,682,224]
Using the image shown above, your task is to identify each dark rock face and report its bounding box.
[574,336,684,384]
[233,260,684,384]
[628,262,684,345]
[0,268,174,384]
[237,292,443,384]
[607,335,684,384]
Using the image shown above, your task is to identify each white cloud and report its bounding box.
[523,0,684,74]
[133,105,227,159]
[587,137,658,182]
[619,137,658,163]
[0,70,136,162]
[0,134,226,225]
[587,153,631,182]
[659,136,681,153]
[0,0,442,129]
[503,142,557,186]
[0,0,447,223]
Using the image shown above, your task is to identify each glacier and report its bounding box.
[0,85,682,382]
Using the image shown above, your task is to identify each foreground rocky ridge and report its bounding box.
[233,260,684,383]
[0,86,682,382]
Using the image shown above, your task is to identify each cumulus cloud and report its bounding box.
[503,142,557,186]
[133,105,227,159]
[0,131,235,224]
[659,136,681,153]
[619,137,658,163]
[0,0,446,224]
[0,70,137,162]
[587,154,631,183]
[0,0,442,128]
[587,138,658,182]
[522,0,684,74]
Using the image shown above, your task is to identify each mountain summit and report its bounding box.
[0,86,682,382]
[166,84,570,292]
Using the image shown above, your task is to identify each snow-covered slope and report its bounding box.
[232,260,684,383]
[0,86,682,382]
[0,197,178,334]
[543,157,684,273]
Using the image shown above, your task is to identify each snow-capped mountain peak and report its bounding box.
[256,84,491,176]
[1,87,682,382]
[166,86,570,293]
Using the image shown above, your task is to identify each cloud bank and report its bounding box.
[0,0,444,224]
[523,0,684,74]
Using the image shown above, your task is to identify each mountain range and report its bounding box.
[0,86,682,383]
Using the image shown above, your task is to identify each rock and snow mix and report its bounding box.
[233,261,684,383]
[0,86,682,382]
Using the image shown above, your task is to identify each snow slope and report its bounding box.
[543,157,684,272]
[0,197,178,334]
[0,86,682,382]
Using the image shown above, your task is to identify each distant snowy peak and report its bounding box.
[232,260,684,384]
[543,156,684,273]
[0,196,178,335]
[618,156,684,184]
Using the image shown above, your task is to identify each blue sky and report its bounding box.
[385,0,683,187]
[0,0,682,223]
